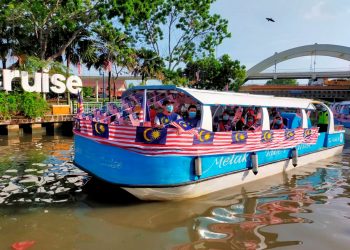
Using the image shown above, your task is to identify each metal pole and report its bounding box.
[96,80,99,102]
[142,89,147,126]
[102,72,105,105]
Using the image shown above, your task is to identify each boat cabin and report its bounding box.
[121,85,336,134]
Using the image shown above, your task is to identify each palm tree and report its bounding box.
[133,48,164,85]
[85,25,133,102]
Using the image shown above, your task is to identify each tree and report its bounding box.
[266,79,298,86]
[82,87,94,97]
[162,68,188,86]
[184,54,246,91]
[84,24,135,102]
[132,48,165,84]
[1,0,160,63]
[132,0,230,70]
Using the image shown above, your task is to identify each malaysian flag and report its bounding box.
[170,119,199,136]
[135,127,167,144]
[193,129,214,145]
[77,90,84,118]
[104,60,112,72]
[92,121,109,138]
[261,130,274,143]
[129,113,140,126]
[285,129,295,140]
[77,62,82,76]
[232,131,247,144]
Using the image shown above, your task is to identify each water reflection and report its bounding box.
[0,135,349,249]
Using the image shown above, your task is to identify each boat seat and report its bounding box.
[280,112,302,129]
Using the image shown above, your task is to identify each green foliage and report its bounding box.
[133,48,165,84]
[132,0,230,70]
[19,92,49,118]
[20,56,67,74]
[82,86,94,97]
[1,0,159,64]
[184,54,246,91]
[266,79,298,86]
[162,68,188,86]
[0,92,48,119]
[127,83,136,89]
[0,92,19,119]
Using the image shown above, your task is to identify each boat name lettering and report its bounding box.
[213,153,249,168]
[328,135,343,143]
[265,149,288,158]
[297,144,312,150]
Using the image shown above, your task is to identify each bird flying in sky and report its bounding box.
[266,18,275,22]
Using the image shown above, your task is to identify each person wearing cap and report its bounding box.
[154,99,181,128]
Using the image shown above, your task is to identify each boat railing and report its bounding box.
[72,101,121,114]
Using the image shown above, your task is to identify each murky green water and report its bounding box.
[0,134,350,249]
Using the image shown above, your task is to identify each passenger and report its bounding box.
[269,107,279,122]
[271,115,286,129]
[154,99,181,128]
[184,105,200,128]
[232,116,245,131]
[217,110,233,132]
[243,114,257,131]
[317,107,329,132]
[149,105,157,126]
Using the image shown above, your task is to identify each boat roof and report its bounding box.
[124,85,316,110]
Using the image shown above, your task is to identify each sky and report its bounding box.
[212,0,350,77]
[74,0,350,85]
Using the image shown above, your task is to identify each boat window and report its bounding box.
[212,106,263,132]
[267,107,303,130]
[312,104,329,132]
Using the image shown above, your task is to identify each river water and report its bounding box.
[0,134,349,250]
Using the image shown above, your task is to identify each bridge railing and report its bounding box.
[71,101,121,114]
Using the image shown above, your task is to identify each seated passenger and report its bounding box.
[243,114,257,131]
[149,105,157,126]
[269,107,279,123]
[271,115,286,129]
[154,99,181,128]
[184,105,200,128]
[217,110,233,132]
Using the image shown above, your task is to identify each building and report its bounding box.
[239,85,350,102]
[80,76,129,98]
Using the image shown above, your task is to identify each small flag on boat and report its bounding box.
[74,119,80,131]
[285,129,295,140]
[92,122,109,138]
[129,113,140,126]
[261,130,274,143]
[135,127,167,144]
[170,119,199,136]
[193,129,214,145]
[77,90,84,117]
[171,119,192,131]
[232,131,247,144]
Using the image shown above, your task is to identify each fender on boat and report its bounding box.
[291,148,298,167]
[251,152,258,175]
[195,157,202,178]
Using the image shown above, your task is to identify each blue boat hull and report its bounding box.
[74,132,344,194]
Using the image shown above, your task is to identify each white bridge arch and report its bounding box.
[246,44,350,80]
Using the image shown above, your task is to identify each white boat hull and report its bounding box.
[122,146,344,200]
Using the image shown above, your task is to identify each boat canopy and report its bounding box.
[124,85,316,110]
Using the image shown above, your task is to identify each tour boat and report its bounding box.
[73,86,345,200]
[332,101,350,133]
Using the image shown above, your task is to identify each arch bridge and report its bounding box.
[246,44,350,81]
